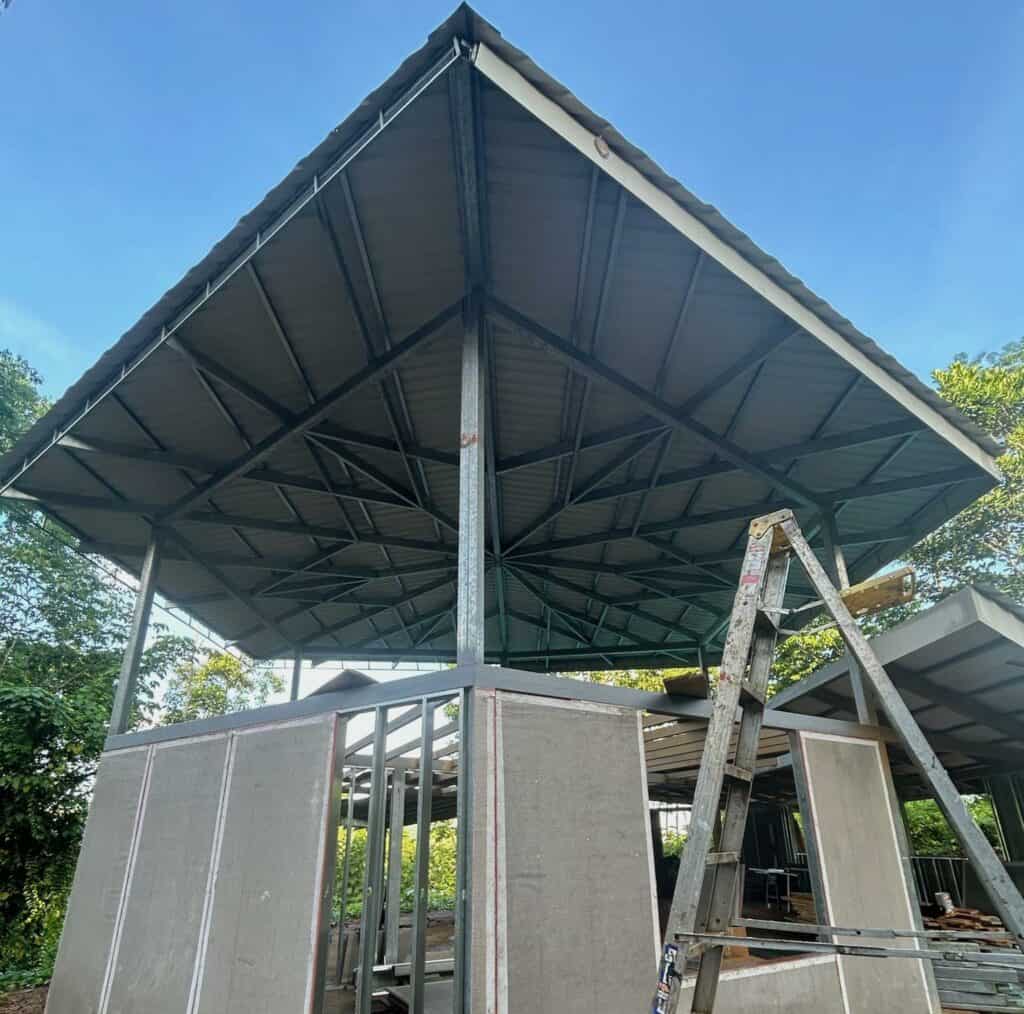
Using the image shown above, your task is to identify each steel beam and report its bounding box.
[487,296,825,508]
[675,326,801,418]
[109,531,163,735]
[495,417,664,474]
[157,299,462,521]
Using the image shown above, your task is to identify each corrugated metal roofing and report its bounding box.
[0,6,1004,667]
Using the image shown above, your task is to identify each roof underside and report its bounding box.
[771,587,1024,791]
[0,7,1000,668]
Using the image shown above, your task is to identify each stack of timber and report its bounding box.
[925,908,1009,943]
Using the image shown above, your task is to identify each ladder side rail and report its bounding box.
[662,524,774,938]
[688,551,791,1014]
[651,524,775,1014]
[780,515,1024,947]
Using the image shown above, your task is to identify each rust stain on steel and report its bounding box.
[460,432,479,448]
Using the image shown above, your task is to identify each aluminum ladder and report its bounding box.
[650,508,1024,1014]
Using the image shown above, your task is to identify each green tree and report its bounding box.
[769,337,1024,694]
[574,667,691,692]
[161,651,284,724]
[0,350,193,985]
[333,821,459,921]
[903,797,1002,857]
[904,340,1024,603]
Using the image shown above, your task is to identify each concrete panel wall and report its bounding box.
[676,956,845,1013]
[197,719,337,1014]
[46,748,150,1014]
[470,689,658,1012]
[106,736,228,1013]
[795,732,940,1014]
[45,715,338,1014]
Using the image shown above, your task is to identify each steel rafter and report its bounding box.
[155,298,462,522]
[487,296,825,508]
[0,40,463,500]
[561,188,628,504]
[495,416,664,474]
[504,429,665,554]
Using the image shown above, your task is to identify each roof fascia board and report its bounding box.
[471,41,1001,481]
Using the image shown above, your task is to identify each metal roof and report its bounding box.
[0,6,1003,667]
[770,586,1024,791]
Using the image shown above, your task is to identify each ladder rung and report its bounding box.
[706,851,739,866]
[724,763,754,784]
[739,681,766,708]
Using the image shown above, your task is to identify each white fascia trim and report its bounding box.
[472,42,1001,481]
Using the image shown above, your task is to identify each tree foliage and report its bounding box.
[334,822,459,920]
[904,340,1024,603]
[903,797,1002,857]
[161,651,283,725]
[0,352,194,985]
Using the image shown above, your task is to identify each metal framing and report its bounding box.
[108,530,162,735]
[18,18,1021,1014]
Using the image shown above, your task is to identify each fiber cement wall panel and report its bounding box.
[796,732,939,1014]
[470,690,658,1012]
[195,717,337,1014]
[104,735,228,1013]
[46,748,150,1014]
[675,956,845,1013]
[46,715,338,1014]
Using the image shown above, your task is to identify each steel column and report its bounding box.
[410,699,436,1014]
[356,708,388,1013]
[456,296,486,665]
[290,652,302,701]
[109,531,163,735]
[335,769,359,985]
[384,770,407,965]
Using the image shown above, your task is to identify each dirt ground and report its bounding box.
[0,987,46,1014]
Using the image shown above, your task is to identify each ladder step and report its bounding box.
[738,681,766,708]
[724,763,754,784]
[706,851,739,866]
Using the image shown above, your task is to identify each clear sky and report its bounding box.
[2,0,1023,402]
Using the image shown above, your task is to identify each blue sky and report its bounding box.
[2,0,1023,401]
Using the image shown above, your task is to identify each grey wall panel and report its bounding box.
[676,956,845,1013]
[473,692,658,1012]
[797,733,938,1014]
[195,717,337,1014]
[46,748,150,1014]
[104,735,228,1014]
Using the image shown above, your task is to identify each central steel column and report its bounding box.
[456,292,486,665]
[109,529,163,735]
[290,651,302,701]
